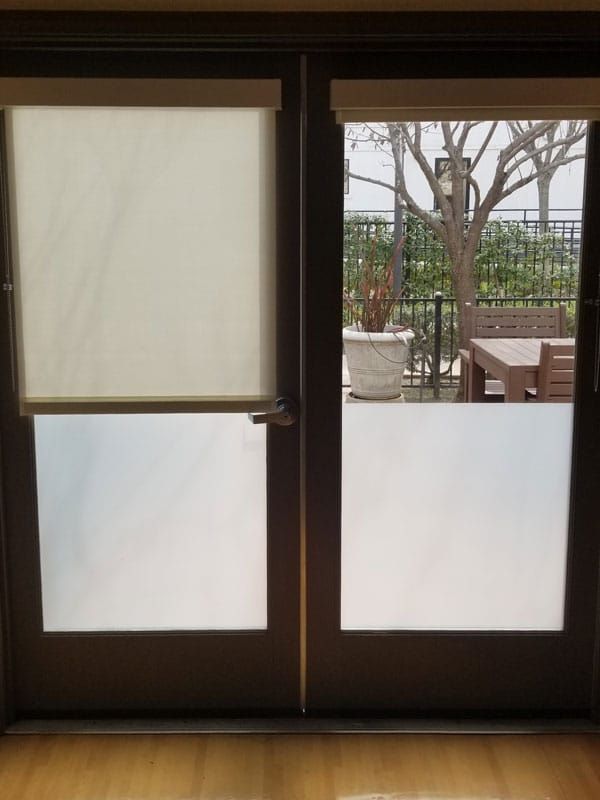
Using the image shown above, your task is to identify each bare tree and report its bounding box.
[346,121,587,350]
[506,121,587,231]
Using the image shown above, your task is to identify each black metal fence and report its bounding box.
[344,215,581,300]
[343,211,581,396]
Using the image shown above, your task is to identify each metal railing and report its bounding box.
[346,208,583,222]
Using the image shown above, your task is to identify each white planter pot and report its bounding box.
[343,324,415,400]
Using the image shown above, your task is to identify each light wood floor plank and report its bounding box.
[1,733,600,799]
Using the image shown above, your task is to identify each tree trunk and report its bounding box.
[537,172,552,234]
[453,256,478,350]
[446,217,480,351]
[450,239,479,402]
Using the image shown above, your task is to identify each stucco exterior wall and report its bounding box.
[345,122,587,216]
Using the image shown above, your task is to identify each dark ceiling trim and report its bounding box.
[0,11,599,53]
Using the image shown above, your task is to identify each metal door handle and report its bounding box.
[248,397,298,426]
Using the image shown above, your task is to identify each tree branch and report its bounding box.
[440,123,470,227]
[457,121,480,150]
[394,170,448,243]
[498,121,557,168]
[506,133,587,176]
[467,122,498,174]
[347,171,396,193]
[400,122,453,217]
[347,168,446,241]
[499,154,584,200]
[465,172,481,212]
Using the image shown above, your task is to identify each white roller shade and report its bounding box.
[5,99,279,414]
[331,78,600,122]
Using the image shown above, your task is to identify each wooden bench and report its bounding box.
[459,303,567,401]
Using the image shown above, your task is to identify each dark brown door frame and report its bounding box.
[0,108,14,732]
[304,50,600,716]
[0,47,302,722]
[0,10,600,729]
[0,471,9,732]
[576,121,600,726]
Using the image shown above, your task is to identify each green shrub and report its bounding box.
[343,213,579,301]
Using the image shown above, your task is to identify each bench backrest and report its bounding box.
[537,341,575,402]
[465,303,567,339]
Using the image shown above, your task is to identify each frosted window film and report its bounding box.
[36,414,267,631]
[7,107,276,409]
[342,404,571,631]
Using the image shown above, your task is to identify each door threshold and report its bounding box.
[6,717,600,735]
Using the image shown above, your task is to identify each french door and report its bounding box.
[0,55,301,716]
[1,39,600,724]
[304,54,600,715]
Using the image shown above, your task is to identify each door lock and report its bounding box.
[248,397,298,427]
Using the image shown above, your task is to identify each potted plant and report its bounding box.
[343,237,414,400]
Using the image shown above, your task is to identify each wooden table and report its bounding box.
[468,337,575,403]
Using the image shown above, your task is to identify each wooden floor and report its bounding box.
[1,733,600,799]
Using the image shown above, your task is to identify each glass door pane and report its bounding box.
[36,414,267,632]
[342,403,572,630]
[341,118,584,633]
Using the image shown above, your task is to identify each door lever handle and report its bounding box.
[248,397,298,427]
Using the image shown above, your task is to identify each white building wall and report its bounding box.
[345,122,586,219]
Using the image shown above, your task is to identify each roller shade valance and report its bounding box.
[0,78,281,109]
[4,96,279,415]
[331,78,600,122]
